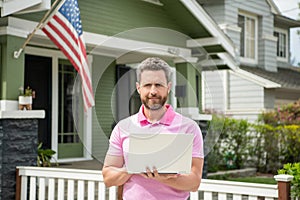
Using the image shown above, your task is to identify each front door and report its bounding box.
[25,55,52,149]
[57,60,83,159]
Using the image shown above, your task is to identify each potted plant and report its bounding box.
[37,142,58,167]
[18,86,33,110]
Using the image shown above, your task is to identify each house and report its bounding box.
[0,0,239,163]
[199,0,300,122]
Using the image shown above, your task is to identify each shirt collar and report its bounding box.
[137,104,176,126]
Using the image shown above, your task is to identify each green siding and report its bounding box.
[176,62,199,108]
[0,35,25,100]
[92,55,116,162]
[15,0,211,42]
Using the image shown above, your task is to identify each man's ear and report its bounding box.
[136,82,140,94]
[167,82,172,93]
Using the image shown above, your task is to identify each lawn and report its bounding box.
[208,174,277,185]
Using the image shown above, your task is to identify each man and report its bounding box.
[102,57,204,200]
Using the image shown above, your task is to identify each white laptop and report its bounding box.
[127,133,193,174]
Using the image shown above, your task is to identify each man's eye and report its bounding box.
[155,84,163,87]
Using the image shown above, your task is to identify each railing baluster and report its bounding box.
[248,196,258,200]
[20,176,28,200]
[233,194,242,200]
[29,176,36,200]
[190,191,199,200]
[48,178,55,200]
[67,179,74,200]
[57,178,65,200]
[38,177,46,200]
[204,191,213,200]
[77,180,85,200]
[109,186,117,200]
[218,192,227,200]
[98,182,106,200]
[16,167,285,200]
[88,181,95,200]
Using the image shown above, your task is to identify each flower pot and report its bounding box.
[18,96,32,110]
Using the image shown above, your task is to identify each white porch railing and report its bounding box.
[16,166,283,200]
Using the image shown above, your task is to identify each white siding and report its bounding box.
[228,71,264,110]
[202,70,226,112]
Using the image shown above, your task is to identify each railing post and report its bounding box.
[15,168,20,200]
[274,174,294,200]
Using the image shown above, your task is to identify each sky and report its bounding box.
[273,0,300,66]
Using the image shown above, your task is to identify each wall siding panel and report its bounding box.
[92,55,116,162]
[228,72,264,110]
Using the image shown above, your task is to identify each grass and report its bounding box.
[226,176,277,185]
[208,174,277,185]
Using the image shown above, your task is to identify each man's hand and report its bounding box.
[140,167,179,181]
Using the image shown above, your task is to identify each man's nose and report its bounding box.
[150,85,158,95]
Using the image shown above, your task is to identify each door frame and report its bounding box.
[25,46,93,162]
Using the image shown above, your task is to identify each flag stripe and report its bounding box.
[41,0,95,111]
[50,13,94,102]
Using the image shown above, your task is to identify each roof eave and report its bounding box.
[275,14,300,28]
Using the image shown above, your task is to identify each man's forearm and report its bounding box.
[102,166,132,187]
[160,173,201,192]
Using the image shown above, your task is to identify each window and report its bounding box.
[238,12,258,63]
[274,28,288,61]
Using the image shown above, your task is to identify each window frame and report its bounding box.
[274,27,289,62]
[238,11,258,65]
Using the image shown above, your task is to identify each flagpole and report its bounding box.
[13,0,62,59]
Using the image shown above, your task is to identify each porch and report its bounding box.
[16,165,293,200]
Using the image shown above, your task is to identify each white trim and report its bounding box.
[217,53,238,70]
[1,0,41,17]
[24,46,92,162]
[238,11,258,64]
[266,0,281,15]
[224,71,228,111]
[0,100,18,111]
[262,34,278,42]
[83,55,93,160]
[56,157,93,163]
[0,110,45,119]
[201,72,206,112]
[187,37,220,48]
[219,24,242,33]
[229,69,281,88]
[3,17,197,61]
[84,32,192,59]
[180,0,236,57]
[274,27,289,62]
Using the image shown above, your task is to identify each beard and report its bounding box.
[142,95,167,111]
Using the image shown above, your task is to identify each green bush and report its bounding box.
[278,163,300,198]
[260,99,300,125]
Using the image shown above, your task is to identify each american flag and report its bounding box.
[42,0,94,111]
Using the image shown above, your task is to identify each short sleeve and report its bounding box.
[106,124,123,156]
[191,123,204,158]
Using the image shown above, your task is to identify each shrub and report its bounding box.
[278,163,300,198]
[260,99,300,125]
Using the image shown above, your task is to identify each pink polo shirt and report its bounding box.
[107,105,204,200]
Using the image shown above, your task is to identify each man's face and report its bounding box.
[136,70,171,110]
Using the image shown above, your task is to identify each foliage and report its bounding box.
[37,143,58,167]
[19,86,33,96]
[259,99,300,125]
[278,163,300,198]
[206,100,300,175]
[206,116,252,171]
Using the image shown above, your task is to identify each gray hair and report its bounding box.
[136,57,172,83]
